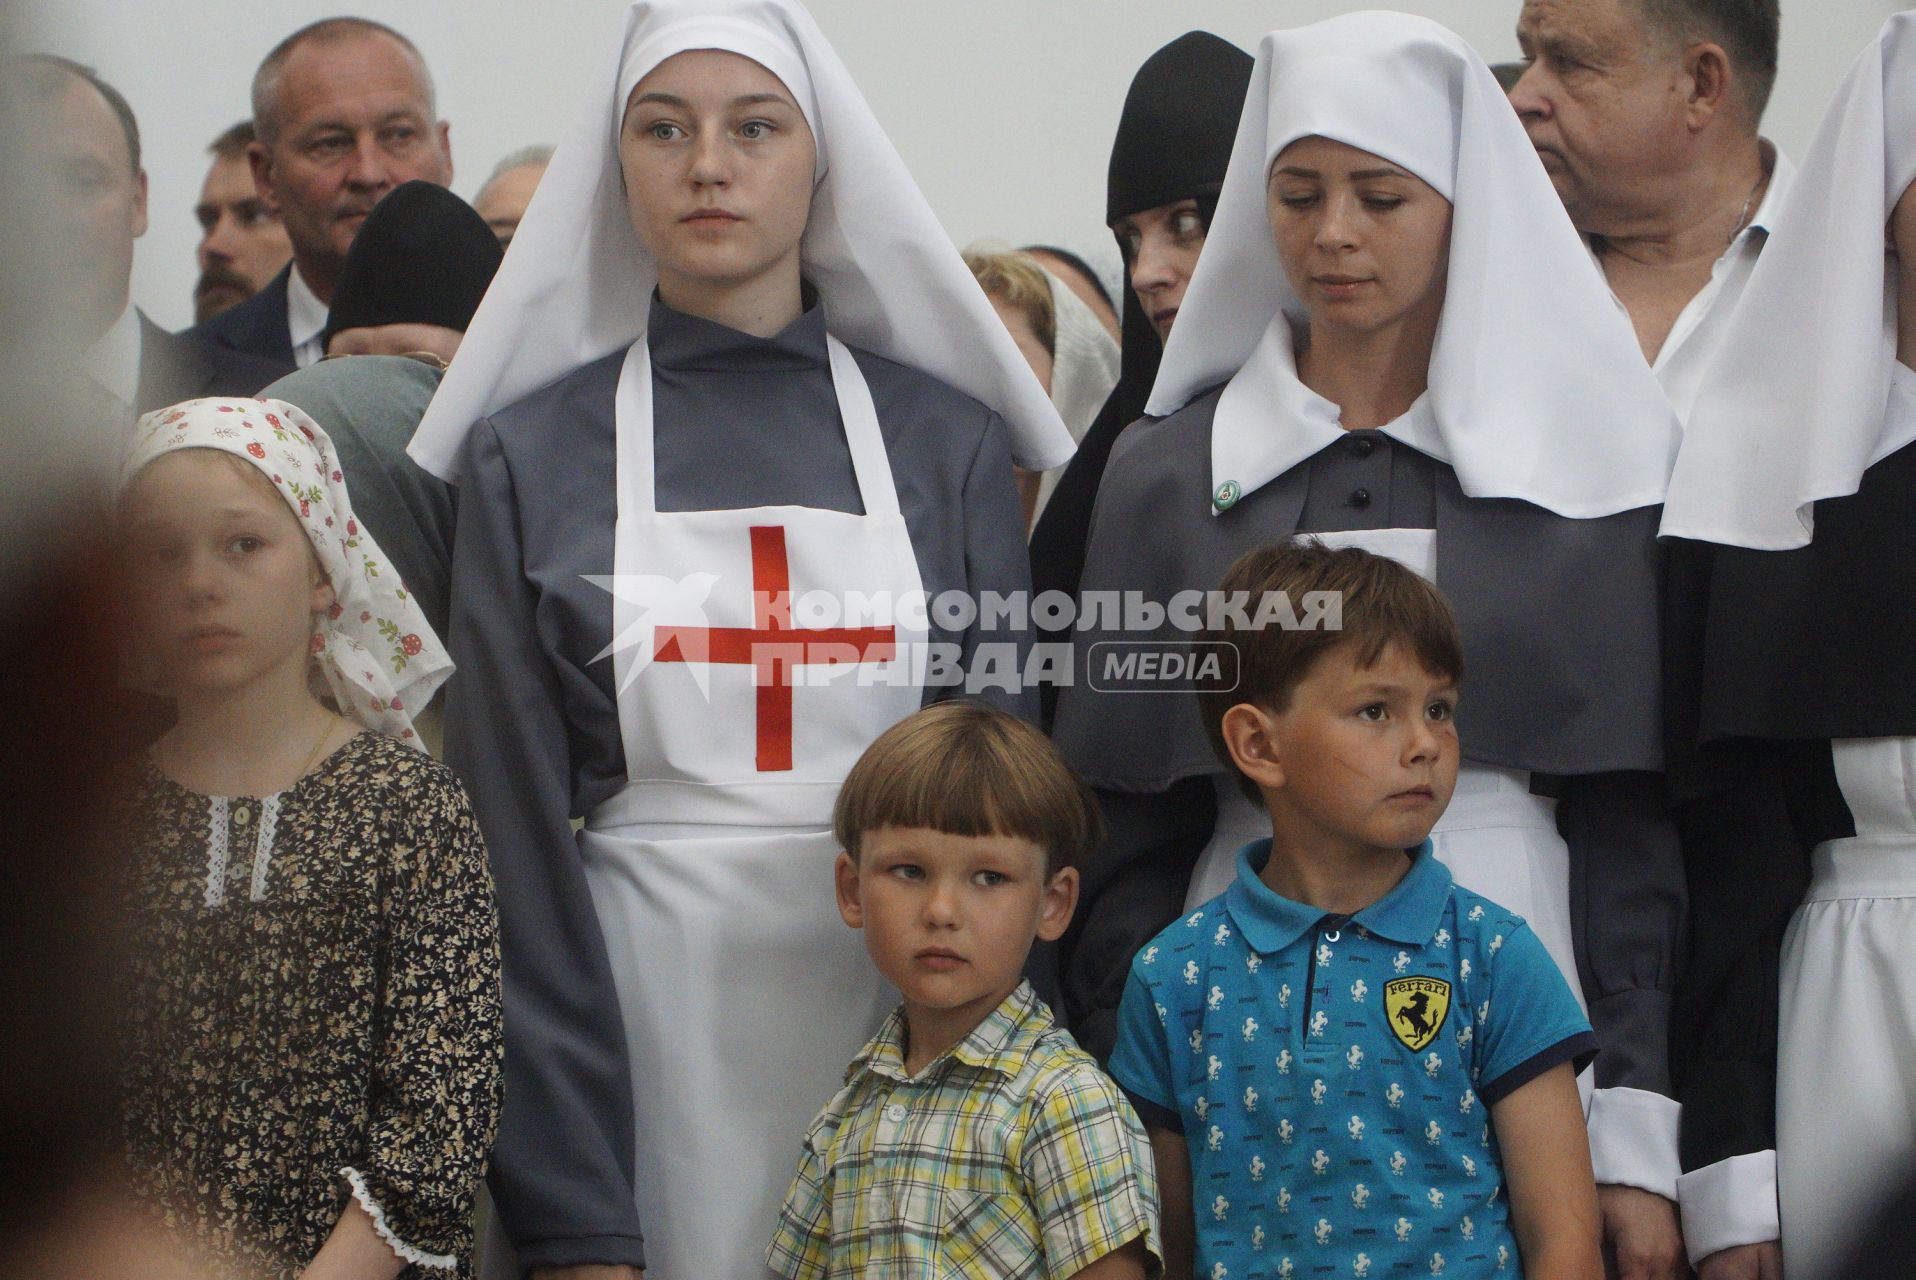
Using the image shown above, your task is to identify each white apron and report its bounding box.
[1777,736,1916,1279]
[1182,528,1580,1008]
[580,335,922,1276]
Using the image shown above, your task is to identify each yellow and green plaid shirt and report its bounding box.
[767,981,1161,1279]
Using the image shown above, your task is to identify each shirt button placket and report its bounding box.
[1306,922,1342,1069]
[871,1091,906,1220]
[1345,433,1380,514]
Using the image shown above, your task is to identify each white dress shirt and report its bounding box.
[287,265,329,369]
[1628,142,1796,427]
[83,301,141,411]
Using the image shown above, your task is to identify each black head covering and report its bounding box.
[322,182,504,348]
[1104,31,1253,226]
[1029,31,1253,727]
[1096,31,1253,431]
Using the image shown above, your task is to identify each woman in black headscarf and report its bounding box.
[1029,31,1253,728]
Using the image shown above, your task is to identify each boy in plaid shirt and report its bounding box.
[767,703,1161,1279]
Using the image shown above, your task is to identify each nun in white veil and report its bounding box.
[414,2,1072,1274]
[1661,13,1916,1275]
[1049,7,1689,1249]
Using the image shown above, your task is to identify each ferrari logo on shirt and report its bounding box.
[1383,976,1451,1052]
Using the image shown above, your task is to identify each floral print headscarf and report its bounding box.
[124,397,452,745]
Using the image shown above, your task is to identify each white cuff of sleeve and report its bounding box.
[340,1166,457,1271]
[1677,1151,1780,1266]
[1586,1086,1681,1200]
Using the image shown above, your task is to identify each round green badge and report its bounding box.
[1214,479,1241,511]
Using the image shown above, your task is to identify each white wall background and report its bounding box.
[31,0,1903,332]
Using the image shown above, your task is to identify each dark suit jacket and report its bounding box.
[136,313,286,414]
[187,263,297,374]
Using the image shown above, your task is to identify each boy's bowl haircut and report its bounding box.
[834,702,1104,877]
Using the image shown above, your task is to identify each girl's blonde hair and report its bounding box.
[964,249,1057,357]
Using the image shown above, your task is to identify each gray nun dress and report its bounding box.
[1049,385,1684,1190]
[443,295,1035,1272]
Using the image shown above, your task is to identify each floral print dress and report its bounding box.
[119,731,502,1278]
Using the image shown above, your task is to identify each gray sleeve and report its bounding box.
[443,417,647,1270]
[265,359,455,641]
[944,409,1039,722]
[1559,769,1687,1096]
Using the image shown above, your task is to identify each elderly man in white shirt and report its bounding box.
[1510,3,1786,1280]
[1514,0,1788,425]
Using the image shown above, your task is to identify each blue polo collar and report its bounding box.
[1223,839,1453,953]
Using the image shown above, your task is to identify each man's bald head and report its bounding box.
[473,145,553,248]
[251,17,434,147]
[244,17,451,300]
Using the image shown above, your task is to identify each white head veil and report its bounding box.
[1147,11,1678,519]
[1660,12,1916,548]
[1041,266,1122,440]
[1030,264,1121,523]
[408,0,1074,479]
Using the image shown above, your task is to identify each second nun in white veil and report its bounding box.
[1049,7,1692,1224]
[1660,12,1916,1275]
[409,1,1072,1273]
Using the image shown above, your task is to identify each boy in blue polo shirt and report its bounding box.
[1108,543,1602,1279]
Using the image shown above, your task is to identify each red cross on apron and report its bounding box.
[587,333,923,1276]
[654,524,897,771]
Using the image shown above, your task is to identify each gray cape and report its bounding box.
[1052,387,1666,788]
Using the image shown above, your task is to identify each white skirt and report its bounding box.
[1776,738,1916,1279]
[474,818,887,1280]
[583,820,891,1279]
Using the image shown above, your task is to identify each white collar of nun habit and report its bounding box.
[1661,11,1916,548]
[1208,312,1449,513]
[1148,11,1679,521]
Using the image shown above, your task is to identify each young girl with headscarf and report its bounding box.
[115,397,499,1279]
[1050,8,1692,1255]
[1661,13,1916,1276]
[405,1,1072,1272]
